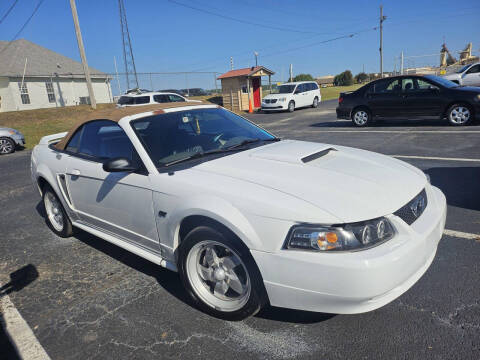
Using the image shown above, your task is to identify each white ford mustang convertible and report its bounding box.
[31,102,447,320]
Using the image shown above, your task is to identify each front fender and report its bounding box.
[154,193,262,258]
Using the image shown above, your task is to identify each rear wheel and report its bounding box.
[312,97,319,108]
[288,100,295,112]
[0,137,15,154]
[352,108,371,127]
[43,185,73,237]
[447,104,472,126]
[178,226,266,320]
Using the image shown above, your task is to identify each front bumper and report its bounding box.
[11,134,25,146]
[251,185,447,314]
[261,101,288,111]
[336,107,351,119]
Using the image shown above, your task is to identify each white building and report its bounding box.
[0,39,112,112]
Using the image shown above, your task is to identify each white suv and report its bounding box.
[443,62,480,87]
[261,81,321,112]
[117,92,201,107]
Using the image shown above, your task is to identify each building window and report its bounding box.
[79,96,91,105]
[241,85,248,94]
[45,81,56,103]
[17,82,30,104]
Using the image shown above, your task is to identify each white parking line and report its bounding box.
[316,130,480,134]
[0,295,51,360]
[444,229,480,240]
[391,155,480,162]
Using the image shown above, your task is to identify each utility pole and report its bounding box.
[113,56,122,95]
[379,5,387,78]
[230,57,234,70]
[69,0,96,109]
[289,64,293,82]
[254,51,258,67]
[400,51,404,75]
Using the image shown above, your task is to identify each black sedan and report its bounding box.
[336,75,480,126]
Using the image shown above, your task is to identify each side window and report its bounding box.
[416,79,438,91]
[310,82,319,90]
[76,121,136,162]
[373,79,400,93]
[153,95,169,103]
[401,78,415,91]
[134,96,150,105]
[466,65,480,74]
[168,94,186,102]
[295,84,304,93]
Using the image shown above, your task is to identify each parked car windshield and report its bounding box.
[456,64,471,73]
[274,85,296,94]
[131,108,276,167]
[424,75,458,88]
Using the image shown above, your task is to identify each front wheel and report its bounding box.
[288,101,295,112]
[178,226,266,320]
[0,137,15,154]
[312,97,319,108]
[446,104,472,126]
[352,108,371,127]
[43,185,73,237]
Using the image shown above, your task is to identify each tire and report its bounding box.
[178,226,267,320]
[0,137,15,154]
[42,185,73,237]
[351,107,371,127]
[288,100,295,112]
[446,103,472,126]
[312,97,319,108]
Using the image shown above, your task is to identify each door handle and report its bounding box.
[71,169,81,176]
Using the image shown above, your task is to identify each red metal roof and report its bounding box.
[217,66,274,79]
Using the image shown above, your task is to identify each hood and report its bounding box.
[263,93,291,100]
[193,140,426,223]
[443,73,460,80]
[452,86,480,93]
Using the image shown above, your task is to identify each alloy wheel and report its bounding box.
[353,110,369,126]
[449,106,470,124]
[0,138,14,154]
[44,192,64,232]
[186,240,251,312]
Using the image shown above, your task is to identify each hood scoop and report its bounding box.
[249,140,337,164]
[301,147,337,163]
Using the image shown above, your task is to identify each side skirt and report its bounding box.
[72,221,178,272]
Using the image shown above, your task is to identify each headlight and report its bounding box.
[9,130,16,135]
[278,97,286,102]
[474,94,480,102]
[285,217,395,252]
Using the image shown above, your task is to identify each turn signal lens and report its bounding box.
[338,97,343,104]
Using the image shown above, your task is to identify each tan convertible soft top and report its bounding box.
[54,101,212,150]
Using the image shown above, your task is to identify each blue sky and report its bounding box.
[1,0,479,92]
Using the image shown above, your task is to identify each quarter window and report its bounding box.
[45,81,56,103]
[17,82,30,104]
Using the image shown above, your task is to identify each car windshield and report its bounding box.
[424,75,458,88]
[131,108,276,167]
[456,64,471,73]
[273,85,296,94]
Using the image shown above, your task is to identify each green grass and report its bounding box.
[320,84,364,101]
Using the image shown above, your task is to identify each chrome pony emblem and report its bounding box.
[410,194,426,218]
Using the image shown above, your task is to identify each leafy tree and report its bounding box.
[334,70,354,86]
[293,73,314,82]
[354,72,369,83]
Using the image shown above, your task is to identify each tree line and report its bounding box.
[291,71,376,86]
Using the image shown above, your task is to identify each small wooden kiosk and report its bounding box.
[217,66,275,111]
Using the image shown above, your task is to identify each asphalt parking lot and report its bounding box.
[1,100,479,359]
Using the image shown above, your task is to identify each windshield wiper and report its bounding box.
[226,137,280,150]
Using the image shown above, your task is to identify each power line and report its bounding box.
[0,0,45,56]
[168,0,334,35]
[0,0,19,25]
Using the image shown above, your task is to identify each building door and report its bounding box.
[252,77,261,108]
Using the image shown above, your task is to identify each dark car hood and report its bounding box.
[453,86,480,93]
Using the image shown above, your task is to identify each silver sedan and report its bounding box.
[0,127,25,154]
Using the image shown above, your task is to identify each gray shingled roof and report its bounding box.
[0,39,108,78]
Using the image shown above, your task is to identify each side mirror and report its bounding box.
[103,157,138,173]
